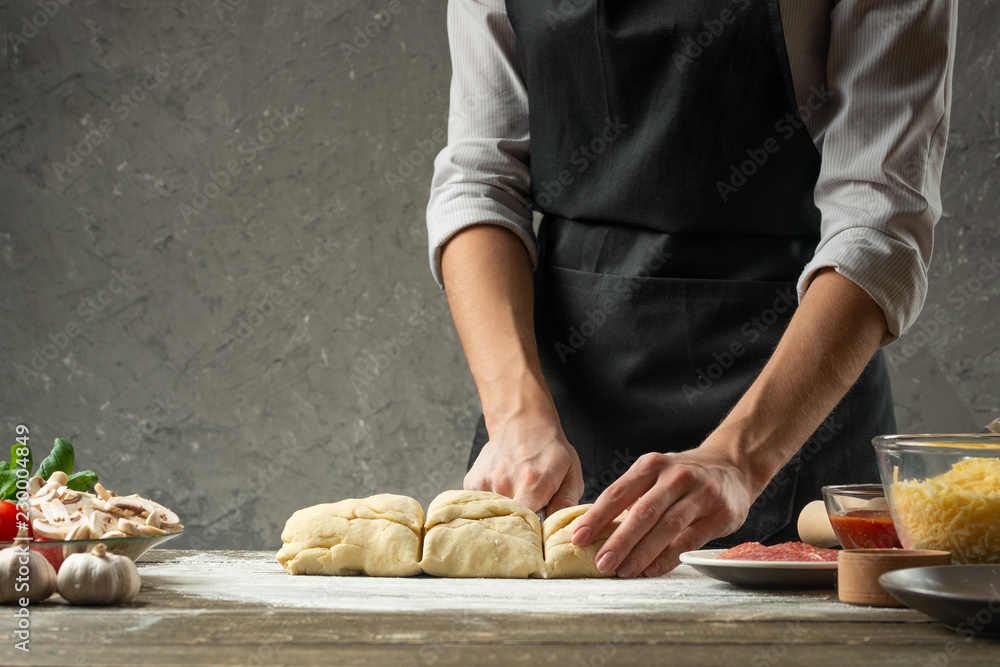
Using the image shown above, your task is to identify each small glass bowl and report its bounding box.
[821,484,901,550]
[0,531,183,572]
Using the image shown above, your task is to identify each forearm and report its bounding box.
[440,224,558,430]
[703,268,889,492]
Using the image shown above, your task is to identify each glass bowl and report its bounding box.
[873,434,1000,564]
[821,483,902,549]
[0,531,183,572]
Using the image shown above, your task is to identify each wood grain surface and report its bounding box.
[6,549,999,666]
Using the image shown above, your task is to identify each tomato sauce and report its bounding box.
[828,509,902,549]
[715,541,839,562]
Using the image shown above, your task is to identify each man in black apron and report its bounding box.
[431,0,945,578]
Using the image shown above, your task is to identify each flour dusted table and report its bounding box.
[7,549,999,666]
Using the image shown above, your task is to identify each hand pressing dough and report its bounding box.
[276,494,423,576]
[539,504,627,578]
[419,490,543,578]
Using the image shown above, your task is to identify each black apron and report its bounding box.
[468,0,896,546]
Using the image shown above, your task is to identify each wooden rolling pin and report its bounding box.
[797,500,840,548]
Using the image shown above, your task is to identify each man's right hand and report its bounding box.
[464,408,584,516]
[441,224,582,515]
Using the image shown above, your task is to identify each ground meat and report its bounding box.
[715,541,839,562]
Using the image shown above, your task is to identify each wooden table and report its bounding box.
[8,549,999,666]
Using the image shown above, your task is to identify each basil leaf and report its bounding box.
[37,438,75,480]
[0,470,17,501]
[66,470,98,493]
[10,443,32,478]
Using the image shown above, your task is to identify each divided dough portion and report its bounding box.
[540,504,627,578]
[420,490,543,578]
[276,494,424,576]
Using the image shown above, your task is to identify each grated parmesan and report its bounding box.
[890,457,1000,564]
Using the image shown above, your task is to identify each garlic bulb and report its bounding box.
[0,529,57,604]
[57,544,141,605]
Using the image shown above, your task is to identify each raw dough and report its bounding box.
[539,504,627,578]
[419,490,543,578]
[276,494,423,576]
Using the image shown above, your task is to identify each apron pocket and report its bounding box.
[536,263,801,541]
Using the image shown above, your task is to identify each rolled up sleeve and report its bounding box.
[425,0,533,288]
[797,0,957,344]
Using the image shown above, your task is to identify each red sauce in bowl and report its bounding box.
[828,509,902,549]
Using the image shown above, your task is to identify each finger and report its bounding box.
[544,469,585,516]
[641,516,723,578]
[511,469,556,513]
[463,469,490,492]
[571,453,665,548]
[614,495,702,579]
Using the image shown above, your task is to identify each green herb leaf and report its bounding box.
[0,442,34,501]
[10,443,32,478]
[66,470,99,493]
[37,438,75,480]
[0,470,18,501]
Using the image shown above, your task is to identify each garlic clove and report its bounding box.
[56,543,141,605]
[1,529,57,604]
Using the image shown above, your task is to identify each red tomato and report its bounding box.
[0,501,32,542]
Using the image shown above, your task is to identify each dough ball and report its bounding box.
[539,504,627,578]
[419,490,543,578]
[276,494,423,576]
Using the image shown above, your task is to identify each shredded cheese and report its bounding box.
[891,457,1000,564]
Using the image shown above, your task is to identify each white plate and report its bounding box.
[678,549,838,588]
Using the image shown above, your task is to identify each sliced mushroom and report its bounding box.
[27,476,45,495]
[30,487,58,505]
[94,482,112,501]
[101,530,128,539]
[58,490,94,513]
[104,496,159,519]
[42,471,69,491]
[145,511,161,528]
[33,513,85,540]
[67,522,92,540]
[89,510,117,536]
[39,500,71,524]
[117,517,166,537]
[28,506,46,525]
[151,505,180,530]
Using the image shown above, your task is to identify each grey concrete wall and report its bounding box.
[0,0,996,550]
